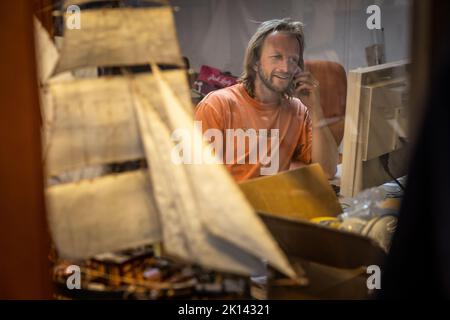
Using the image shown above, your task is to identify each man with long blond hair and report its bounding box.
[195,18,338,182]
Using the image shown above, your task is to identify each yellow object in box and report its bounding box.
[309,216,341,229]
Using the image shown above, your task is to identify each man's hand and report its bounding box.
[293,70,321,111]
[293,68,338,179]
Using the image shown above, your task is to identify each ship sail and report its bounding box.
[53,7,183,74]
[35,2,295,278]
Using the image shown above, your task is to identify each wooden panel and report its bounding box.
[341,61,410,197]
[341,71,363,197]
[0,0,52,299]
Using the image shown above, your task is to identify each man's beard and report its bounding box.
[257,67,293,94]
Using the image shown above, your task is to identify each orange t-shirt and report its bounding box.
[195,83,312,182]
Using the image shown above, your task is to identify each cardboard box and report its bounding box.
[239,164,386,299]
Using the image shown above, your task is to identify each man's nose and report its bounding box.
[278,59,289,73]
[278,59,295,73]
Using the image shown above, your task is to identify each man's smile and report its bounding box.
[273,74,290,80]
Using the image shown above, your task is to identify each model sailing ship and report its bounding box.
[34,0,295,299]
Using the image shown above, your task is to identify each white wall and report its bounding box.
[171,0,411,76]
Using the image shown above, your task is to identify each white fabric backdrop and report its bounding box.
[170,0,411,76]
